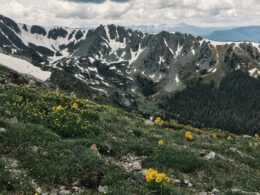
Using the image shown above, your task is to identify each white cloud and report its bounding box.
[0,0,260,27]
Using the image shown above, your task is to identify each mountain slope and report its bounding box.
[0,84,259,194]
[1,15,260,134]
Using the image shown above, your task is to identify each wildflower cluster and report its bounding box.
[52,105,65,111]
[0,85,101,138]
[185,131,193,140]
[145,168,170,183]
[154,117,164,126]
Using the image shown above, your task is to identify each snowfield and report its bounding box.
[0,53,51,81]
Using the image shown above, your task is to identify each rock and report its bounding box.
[9,117,18,124]
[211,188,220,195]
[35,187,42,194]
[184,179,193,187]
[184,179,189,185]
[116,155,144,172]
[49,188,59,195]
[32,146,39,153]
[71,187,82,192]
[0,127,6,132]
[204,151,216,160]
[132,161,142,171]
[59,190,71,195]
[198,192,208,195]
[98,186,109,194]
[72,180,80,186]
[145,120,154,126]
[90,144,101,157]
[49,192,58,195]
[59,186,66,191]
[28,79,36,86]
[10,160,19,168]
[172,179,181,184]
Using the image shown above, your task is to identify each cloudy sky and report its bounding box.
[0,0,260,28]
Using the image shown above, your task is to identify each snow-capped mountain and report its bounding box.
[1,14,260,110]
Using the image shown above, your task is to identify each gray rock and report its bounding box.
[28,79,36,85]
[198,192,208,195]
[9,117,18,124]
[98,186,109,194]
[0,127,6,132]
[10,160,19,168]
[35,187,42,194]
[59,190,71,195]
[145,120,154,126]
[49,188,59,195]
[32,146,39,153]
[59,186,66,191]
[211,188,220,195]
[132,161,142,171]
[204,151,216,160]
[172,179,181,184]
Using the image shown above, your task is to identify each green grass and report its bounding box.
[0,84,259,194]
[0,65,10,75]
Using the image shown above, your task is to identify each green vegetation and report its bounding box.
[161,71,260,135]
[0,65,10,75]
[0,84,259,194]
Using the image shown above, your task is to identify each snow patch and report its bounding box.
[90,86,108,94]
[164,38,174,55]
[175,75,180,83]
[129,44,145,65]
[0,53,51,81]
[249,68,260,78]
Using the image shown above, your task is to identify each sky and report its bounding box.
[0,0,260,28]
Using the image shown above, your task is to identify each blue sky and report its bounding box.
[0,0,260,28]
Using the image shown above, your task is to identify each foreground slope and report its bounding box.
[0,84,259,194]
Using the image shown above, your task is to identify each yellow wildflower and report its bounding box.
[145,168,170,184]
[154,117,164,126]
[72,102,79,109]
[211,132,218,139]
[158,139,164,146]
[155,176,162,183]
[145,168,158,182]
[249,142,258,147]
[52,105,65,111]
[227,135,234,141]
[185,131,193,140]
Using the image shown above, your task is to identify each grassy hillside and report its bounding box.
[0,84,259,194]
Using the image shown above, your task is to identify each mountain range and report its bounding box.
[205,26,260,42]
[0,14,260,134]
